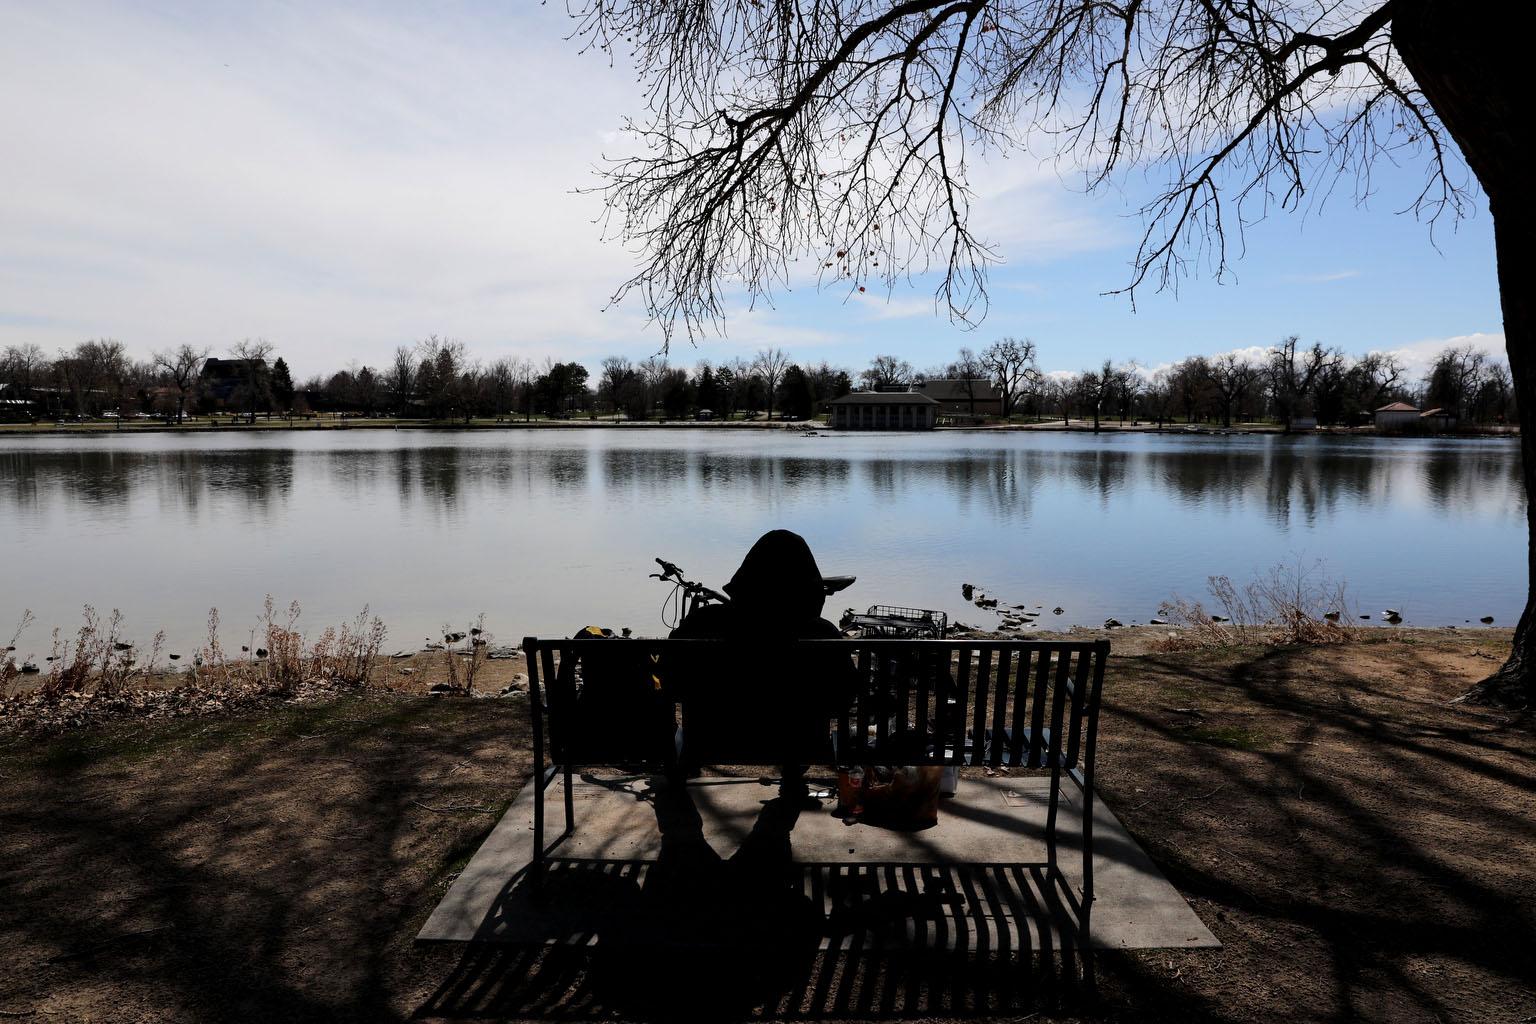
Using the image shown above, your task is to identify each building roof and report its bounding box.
[828,392,940,406]
[1375,402,1419,413]
[916,378,1000,402]
[1420,407,1456,418]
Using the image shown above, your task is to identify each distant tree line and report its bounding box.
[0,334,1517,429]
[1045,338,1517,432]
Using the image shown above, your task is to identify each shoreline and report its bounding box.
[0,417,1518,440]
[3,625,1514,702]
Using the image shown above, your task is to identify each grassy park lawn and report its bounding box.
[1,630,1531,1022]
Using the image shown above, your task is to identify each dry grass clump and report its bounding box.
[34,606,167,699]
[1158,560,1355,650]
[440,613,491,693]
[195,597,387,693]
[1,598,386,736]
[1,610,36,693]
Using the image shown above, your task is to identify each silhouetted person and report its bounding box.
[668,529,848,798]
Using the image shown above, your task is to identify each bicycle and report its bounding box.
[649,556,856,630]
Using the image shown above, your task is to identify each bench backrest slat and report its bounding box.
[853,647,873,761]
[1066,647,1091,768]
[953,646,973,764]
[971,647,993,765]
[989,648,1012,768]
[522,637,1107,771]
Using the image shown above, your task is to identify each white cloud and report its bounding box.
[1380,332,1506,379]
[966,155,1127,260]
[846,292,936,321]
[1282,269,1361,283]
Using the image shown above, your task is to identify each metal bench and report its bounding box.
[521,636,1109,948]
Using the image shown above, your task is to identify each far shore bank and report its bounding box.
[0,416,1518,440]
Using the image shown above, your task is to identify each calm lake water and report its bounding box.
[0,429,1524,656]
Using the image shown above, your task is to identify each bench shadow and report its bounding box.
[415,783,1088,1021]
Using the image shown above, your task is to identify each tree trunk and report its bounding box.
[1397,0,1535,706]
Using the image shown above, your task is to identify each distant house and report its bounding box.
[200,357,269,409]
[914,378,1003,418]
[0,382,37,421]
[1374,402,1421,431]
[1419,407,1458,431]
[828,391,940,430]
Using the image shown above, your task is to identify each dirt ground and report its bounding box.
[1,630,1532,1023]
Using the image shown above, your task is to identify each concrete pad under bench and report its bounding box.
[418,774,1218,953]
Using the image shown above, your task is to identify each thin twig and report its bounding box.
[411,800,496,815]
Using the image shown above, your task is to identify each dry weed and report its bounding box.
[1,610,34,694]
[2,598,390,736]
[1158,560,1354,650]
[441,614,490,693]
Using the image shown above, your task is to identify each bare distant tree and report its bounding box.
[1045,376,1074,426]
[1145,369,1177,429]
[599,355,634,416]
[55,339,128,418]
[511,357,539,421]
[230,339,274,425]
[638,355,670,417]
[486,358,515,421]
[859,354,914,391]
[1352,352,1407,413]
[979,338,1039,419]
[1077,359,1133,433]
[416,336,468,420]
[946,346,985,417]
[2,343,48,400]
[1210,352,1261,428]
[153,344,210,424]
[384,345,416,417]
[1423,345,1489,418]
[1266,336,1339,431]
[752,347,789,419]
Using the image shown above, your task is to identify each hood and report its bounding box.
[722,529,826,623]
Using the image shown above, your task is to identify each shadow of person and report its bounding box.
[589,780,825,1021]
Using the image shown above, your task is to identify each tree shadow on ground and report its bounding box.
[3,638,1532,1023]
[1090,640,1536,1023]
[0,692,525,1023]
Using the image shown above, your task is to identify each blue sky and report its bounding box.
[0,1,1505,380]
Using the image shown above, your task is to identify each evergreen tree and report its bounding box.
[271,357,295,411]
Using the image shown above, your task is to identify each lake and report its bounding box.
[0,428,1524,656]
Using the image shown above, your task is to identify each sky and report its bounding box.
[0,1,1507,382]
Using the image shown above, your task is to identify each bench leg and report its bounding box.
[1044,759,1063,873]
[563,763,575,837]
[530,760,548,901]
[1079,773,1097,990]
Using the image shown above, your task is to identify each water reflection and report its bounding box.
[0,432,1523,652]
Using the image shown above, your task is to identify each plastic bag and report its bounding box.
[837,764,943,828]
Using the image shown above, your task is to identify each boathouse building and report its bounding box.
[827,391,940,430]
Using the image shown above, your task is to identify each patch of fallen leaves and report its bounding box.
[0,678,366,738]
